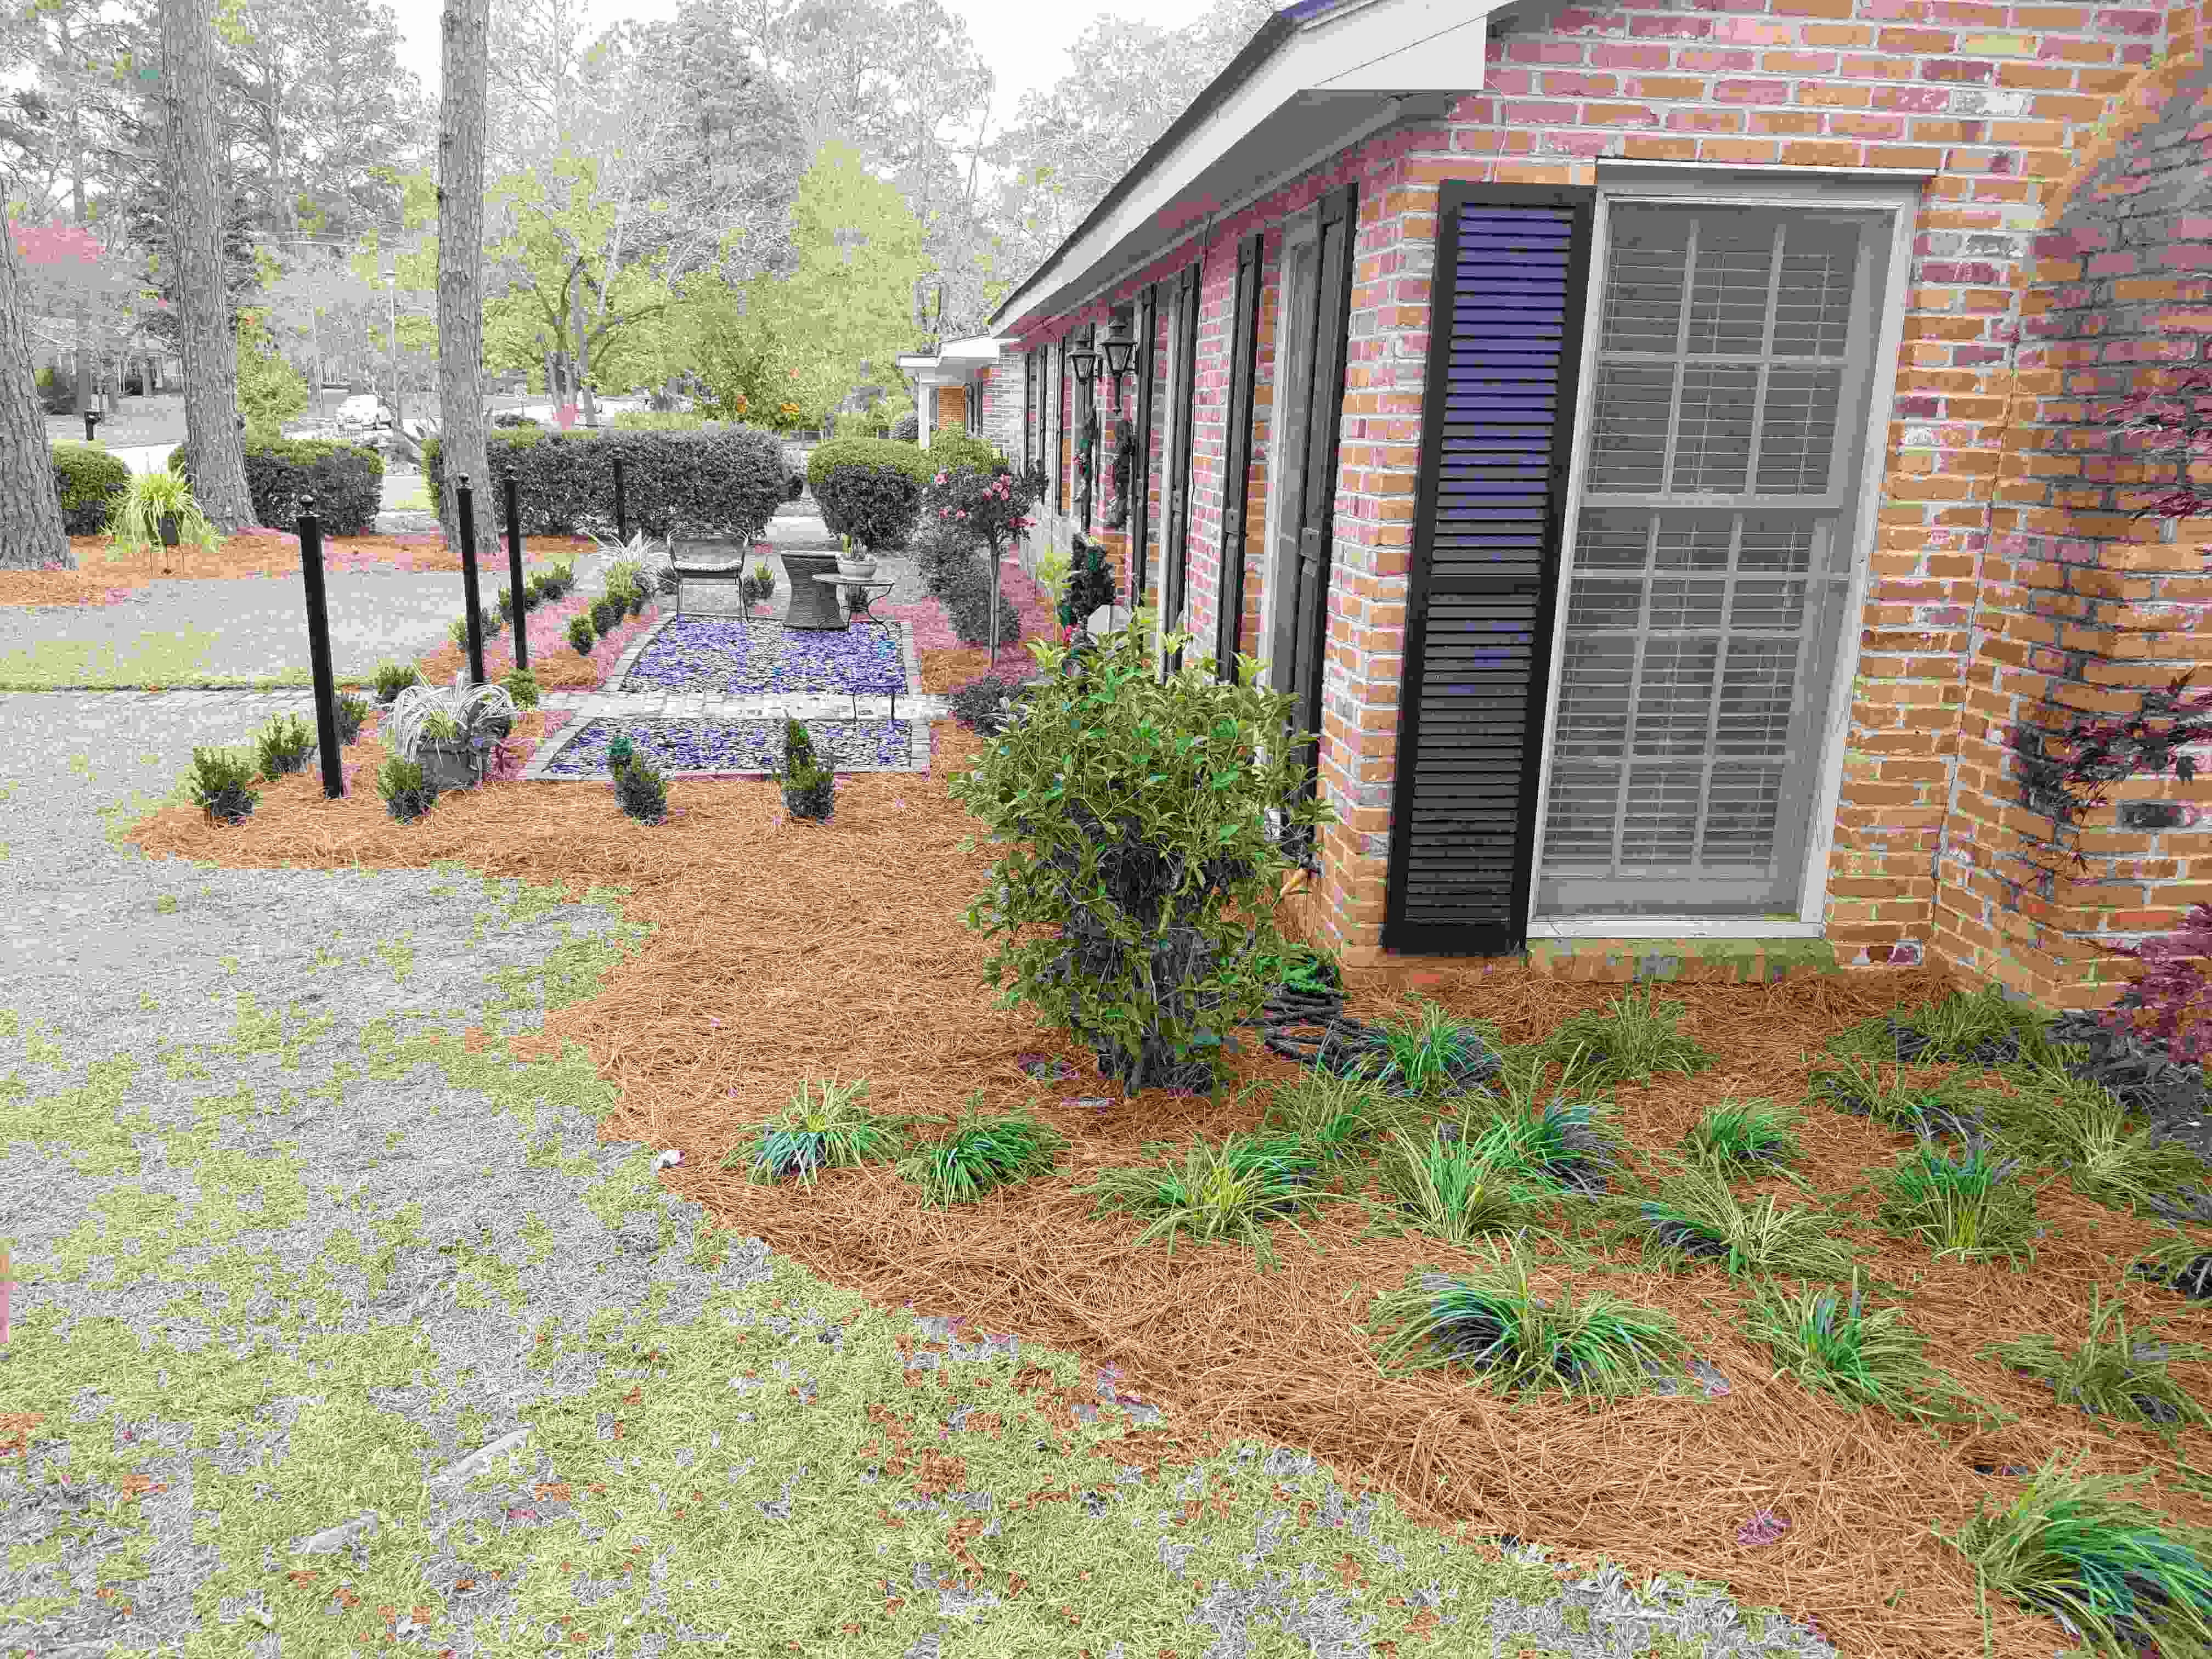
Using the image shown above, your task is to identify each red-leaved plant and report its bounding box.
[2005,366,2212,1066]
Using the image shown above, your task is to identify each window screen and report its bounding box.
[1536,204,1885,918]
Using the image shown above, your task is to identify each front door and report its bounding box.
[1385,185,1897,951]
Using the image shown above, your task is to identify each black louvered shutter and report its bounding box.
[1055,337,1068,514]
[1281,182,1358,868]
[1160,261,1201,671]
[1215,232,1263,682]
[1383,184,1595,955]
[1132,286,1158,600]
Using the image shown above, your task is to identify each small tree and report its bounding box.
[946,616,1334,1094]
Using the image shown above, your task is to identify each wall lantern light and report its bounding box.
[1070,313,1141,386]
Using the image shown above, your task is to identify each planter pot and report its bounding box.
[410,737,489,793]
[837,554,879,581]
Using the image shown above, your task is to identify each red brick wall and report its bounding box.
[1007,0,2209,1013]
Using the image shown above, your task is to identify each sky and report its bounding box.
[383,0,1220,135]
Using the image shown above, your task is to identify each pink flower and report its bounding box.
[956,510,968,520]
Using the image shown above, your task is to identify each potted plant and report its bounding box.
[382,670,519,793]
[836,532,878,582]
[740,560,776,614]
[105,469,221,575]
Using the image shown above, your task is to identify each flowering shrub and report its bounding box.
[923,462,1037,561]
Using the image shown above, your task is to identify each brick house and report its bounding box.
[896,336,1021,452]
[973,0,2212,1026]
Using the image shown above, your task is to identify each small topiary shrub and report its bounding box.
[376,753,439,822]
[496,585,516,624]
[590,595,623,635]
[567,613,597,655]
[926,428,1002,481]
[500,666,541,710]
[49,441,131,535]
[449,619,471,651]
[184,746,260,825]
[614,751,670,823]
[807,436,931,553]
[777,718,834,821]
[607,731,637,772]
[374,662,423,704]
[252,712,317,778]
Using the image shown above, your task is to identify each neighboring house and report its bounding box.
[897,336,1008,449]
[975,0,2212,1025]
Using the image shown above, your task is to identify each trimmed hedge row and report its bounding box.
[168,437,385,535]
[806,436,933,553]
[421,425,795,543]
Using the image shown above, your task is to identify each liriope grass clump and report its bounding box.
[895,1092,1070,1209]
[1070,1125,1347,1274]
[1740,1268,2008,1430]
[1533,980,1718,1090]
[1587,1158,1865,1282]
[719,1077,936,1187]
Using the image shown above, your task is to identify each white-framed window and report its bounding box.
[1526,169,1920,936]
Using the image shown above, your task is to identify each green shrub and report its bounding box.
[607,731,637,772]
[49,441,131,535]
[606,410,707,430]
[590,595,623,635]
[614,752,669,823]
[777,718,834,821]
[332,692,371,746]
[926,428,1002,481]
[374,662,423,704]
[184,746,260,825]
[496,585,516,624]
[422,425,787,543]
[501,667,541,709]
[567,613,597,655]
[806,436,931,553]
[1059,533,1119,631]
[449,619,471,651]
[170,437,382,535]
[252,712,317,778]
[943,613,1335,1094]
[375,754,438,822]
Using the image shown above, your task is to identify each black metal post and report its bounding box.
[612,456,628,545]
[456,472,486,686]
[503,470,528,673]
[296,496,346,800]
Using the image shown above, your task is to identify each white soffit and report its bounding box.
[994,0,1498,336]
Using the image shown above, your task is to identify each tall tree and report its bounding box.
[437,0,494,576]
[161,0,252,529]
[0,215,71,571]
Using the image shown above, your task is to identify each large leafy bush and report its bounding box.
[421,424,788,543]
[49,441,130,534]
[806,436,931,552]
[925,428,1001,479]
[945,617,1335,1093]
[171,436,382,535]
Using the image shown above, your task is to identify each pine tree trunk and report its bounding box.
[161,0,253,531]
[436,0,494,573]
[0,221,71,571]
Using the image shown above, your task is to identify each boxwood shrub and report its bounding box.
[925,429,1002,481]
[806,436,931,553]
[50,441,131,534]
[421,425,788,544]
[168,437,383,534]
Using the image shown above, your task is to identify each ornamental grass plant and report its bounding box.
[85,552,2212,1659]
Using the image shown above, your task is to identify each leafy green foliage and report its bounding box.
[944,611,1333,1094]
[1533,981,1718,1090]
[925,428,1001,479]
[894,1094,1070,1210]
[500,667,541,710]
[590,596,624,636]
[48,442,131,534]
[1740,1269,2005,1430]
[234,312,309,435]
[1070,1127,1346,1273]
[332,693,370,747]
[567,614,597,656]
[777,718,834,821]
[807,436,932,552]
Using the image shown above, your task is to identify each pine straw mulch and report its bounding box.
[0,532,604,609]
[109,712,2212,1659]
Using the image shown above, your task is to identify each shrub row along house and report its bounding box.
[952,0,2212,1028]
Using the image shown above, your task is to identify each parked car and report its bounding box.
[336,394,392,428]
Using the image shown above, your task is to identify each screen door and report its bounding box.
[1535,202,1887,918]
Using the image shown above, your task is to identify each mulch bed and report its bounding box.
[107,698,2212,1659]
